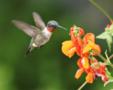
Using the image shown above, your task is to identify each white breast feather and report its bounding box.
[42,28,52,38]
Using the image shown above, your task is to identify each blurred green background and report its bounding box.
[0,0,113,90]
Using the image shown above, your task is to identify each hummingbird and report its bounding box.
[12,12,66,55]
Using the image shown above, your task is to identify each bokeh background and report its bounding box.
[0,0,113,90]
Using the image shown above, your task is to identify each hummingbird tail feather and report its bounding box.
[26,46,34,55]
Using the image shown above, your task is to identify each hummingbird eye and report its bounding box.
[47,24,57,29]
[47,24,57,28]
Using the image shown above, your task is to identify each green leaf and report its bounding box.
[96,31,113,52]
[96,23,113,52]
[104,68,113,87]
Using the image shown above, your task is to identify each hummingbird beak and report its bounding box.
[57,25,67,31]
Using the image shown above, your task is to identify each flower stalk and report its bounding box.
[77,81,87,90]
[89,0,113,22]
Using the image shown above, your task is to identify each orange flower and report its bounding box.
[70,26,83,56]
[62,40,76,58]
[82,57,90,69]
[61,25,108,85]
[91,44,101,55]
[79,28,85,36]
[83,41,101,55]
[86,72,94,83]
[76,58,98,84]
[70,26,85,37]
[75,57,109,84]
[76,57,109,83]
[75,57,95,83]
[82,33,101,56]
[83,33,95,45]
[62,26,101,58]
[77,57,90,69]
[75,68,84,79]
[91,62,108,82]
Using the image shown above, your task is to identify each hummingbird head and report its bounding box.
[47,20,66,32]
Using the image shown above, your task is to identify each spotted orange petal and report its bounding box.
[77,58,83,68]
[81,57,90,69]
[83,41,101,56]
[61,40,76,58]
[86,72,94,84]
[83,42,93,54]
[83,33,95,45]
[79,28,85,36]
[75,68,84,79]
[92,44,101,55]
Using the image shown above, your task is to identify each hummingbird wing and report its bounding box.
[12,20,41,37]
[32,12,46,30]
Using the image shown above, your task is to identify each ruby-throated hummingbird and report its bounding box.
[12,12,66,55]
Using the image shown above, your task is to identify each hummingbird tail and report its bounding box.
[26,46,34,55]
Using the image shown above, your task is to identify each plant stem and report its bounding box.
[109,54,113,68]
[98,54,107,62]
[98,54,113,68]
[109,63,113,68]
[77,81,87,90]
[109,54,113,60]
[89,0,113,22]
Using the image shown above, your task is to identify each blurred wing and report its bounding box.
[12,20,41,37]
[32,12,46,30]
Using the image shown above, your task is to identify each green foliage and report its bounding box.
[96,24,113,52]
